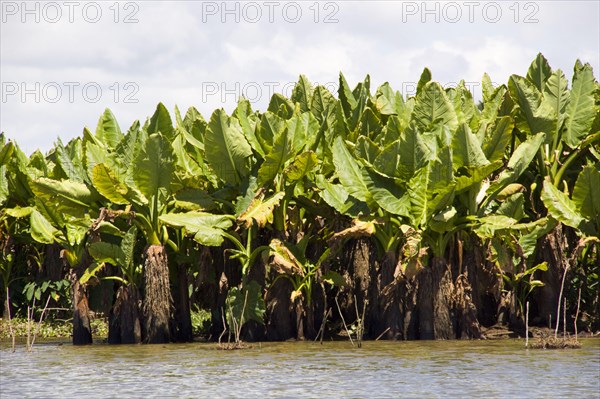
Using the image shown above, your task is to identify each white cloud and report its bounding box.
[1,0,598,155]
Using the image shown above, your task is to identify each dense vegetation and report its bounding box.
[1,54,598,345]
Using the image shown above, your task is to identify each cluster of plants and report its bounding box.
[1,53,598,345]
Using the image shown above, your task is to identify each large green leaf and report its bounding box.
[133,133,175,204]
[121,226,138,268]
[366,169,410,216]
[563,62,596,148]
[454,161,502,193]
[496,192,525,221]
[315,175,368,217]
[226,280,265,328]
[416,68,432,95]
[172,134,203,179]
[412,82,458,132]
[0,140,14,166]
[542,69,570,134]
[488,133,545,193]
[237,191,285,228]
[30,177,96,211]
[573,165,600,222]
[291,75,313,113]
[268,93,294,119]
[91,163,130,205]
[541,179,583,229]
[0,165,8,206]
[373,123,434,181]
[508,75,556,138]
[88,241,126,266]
[526,53,552,92]
[310,86,337,123]
[338,73,357,118]
[160,211,233,246]
[205,109,253,185]
[173,188,215,211]
[30,209,59,244]
[332,136,373,206]
[55,138,88,184]
[408,156,455,228]
[483,116,513,163]
[147,103,174,138]
[287,111,318,155]
[452,123,489,170]
[284,151,319,182]
[258,128,292,187]
[481,73,495,103]
[233,99,264,158]
[375,82,397,116]
[95,108,123,149]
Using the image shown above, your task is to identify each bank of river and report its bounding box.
[1,339,599,398]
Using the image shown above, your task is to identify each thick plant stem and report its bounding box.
[72,274,93,346]
[142,245,172,344]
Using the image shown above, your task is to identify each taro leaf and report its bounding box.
[563,62,596,148]
[573,165,600,223]
[226,280,265,328]
[147,103,174,139]
[526,53,552,92]
[508,75,556,139]
[452,123,489,170]
[95,108,123,149]
[291,75,313,113]
[205,109,253,185]
[412,81,458,133]
[483,116,513,163]
[496,192,525,221]
[322,271,347,287]
[541,179,583,229]
[160,212,233,246]
[332,136,375,207]
[237,191,285,229]
[284,151,319,182]
[133,133,175,208]
[88,241,125,267]
[91,163,130,205]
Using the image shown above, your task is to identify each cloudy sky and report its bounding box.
[1,0,598,155]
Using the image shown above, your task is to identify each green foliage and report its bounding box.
[1,53,598,340]
[225,280,266,328]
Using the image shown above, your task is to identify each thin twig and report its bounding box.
[525,301,529,348]
[335,296,354,347]
[315,308,331,344]
[26,305,31,352]
[555,264,569,339]
[574,287,582,342]
[30,296,51,350]
[354,295,362,348]
[6,288,15,353]
[563,298,567,338]
[237,290,249,345]
[376,327,391,341]
[218,309,227,345]
[315,283,329,344]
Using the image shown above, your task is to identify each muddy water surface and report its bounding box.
[1,339,599,398]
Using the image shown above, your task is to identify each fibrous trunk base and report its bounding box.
[142,245,172,344]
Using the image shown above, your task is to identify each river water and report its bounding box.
[1,338,599,398]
